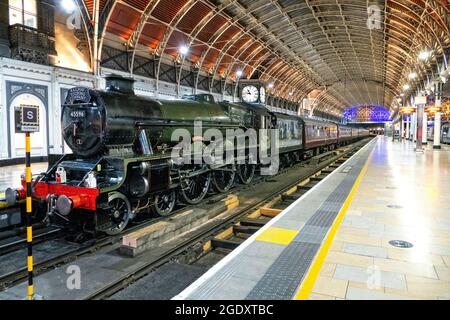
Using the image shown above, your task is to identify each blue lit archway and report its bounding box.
[343,105,391,123]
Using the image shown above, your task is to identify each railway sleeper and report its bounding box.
[233,225,260,235]
[211,238,241,250]
[240,218,269,227]
[281,194,299,202]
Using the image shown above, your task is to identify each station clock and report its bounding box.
[238,80,267,104]
[242,85,259,103]
[260,87,266,103]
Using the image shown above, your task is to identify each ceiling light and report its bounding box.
[62,0,77,13]
[236,70,243,78]
[289,91,293,96]
[400,93,404,97]
[268,82,274,89]
[403,84,410,91]
[418,50,431,61]
[179,45,189,56]
[408,72,417,80]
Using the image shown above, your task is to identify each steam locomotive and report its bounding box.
[4,75,369,235]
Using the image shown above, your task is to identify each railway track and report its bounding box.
[89,139,371,300]
[0,224,62,256]
[0,211,175,290]
[0,139,370,296]
[0,175,259,290]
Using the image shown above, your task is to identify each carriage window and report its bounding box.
[9,0,37,28]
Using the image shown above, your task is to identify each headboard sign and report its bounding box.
[65,87,92,104]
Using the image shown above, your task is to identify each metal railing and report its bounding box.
[9,23,55,52]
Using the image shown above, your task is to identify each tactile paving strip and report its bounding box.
[292,225,328,244]
[245,242,320,300]
[245,142,374,300]
[188,255,252,300]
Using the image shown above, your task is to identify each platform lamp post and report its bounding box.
[14,105,40,300]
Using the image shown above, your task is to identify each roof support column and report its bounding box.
[193,68,199,95]
[434,82,444,149]
[405,114,410,140]
[175,61,182,98]
[422,111,428,144]
[400,114,404,139]
[415,103,425,153]
[92,0,101,88]
[433,111,442,149]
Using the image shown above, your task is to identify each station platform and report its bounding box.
[175,137,450,300]
[0,162,48,190]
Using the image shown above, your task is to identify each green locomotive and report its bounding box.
[5,75,368,235]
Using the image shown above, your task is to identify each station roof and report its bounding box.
[80,0,450,115]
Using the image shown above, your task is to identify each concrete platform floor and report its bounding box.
[0,162,48,191]
[310,137,450,300]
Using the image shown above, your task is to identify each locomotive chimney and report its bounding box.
[105,74,135,94]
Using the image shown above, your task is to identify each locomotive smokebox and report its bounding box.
[105,74,135,94]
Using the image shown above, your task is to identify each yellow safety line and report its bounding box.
[294,147,374,300]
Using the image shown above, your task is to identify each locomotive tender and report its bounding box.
[5,75,369,235]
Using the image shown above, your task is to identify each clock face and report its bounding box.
[242,85,259,103]
[260,87,266,103]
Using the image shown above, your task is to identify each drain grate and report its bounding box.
[389,240,413,248]
[387,204,403,209]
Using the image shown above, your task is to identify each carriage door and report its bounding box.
[9,94,47,158]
